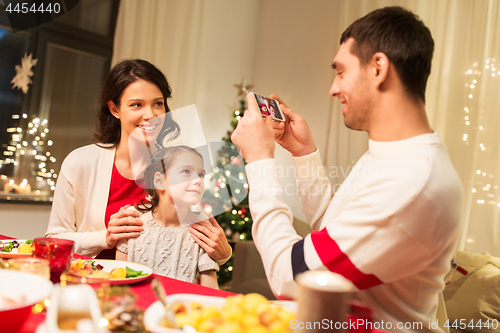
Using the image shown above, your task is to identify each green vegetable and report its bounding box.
[1,242,14,252]
[0,240,32,252]
[125,266,148,278]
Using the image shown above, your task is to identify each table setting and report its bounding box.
[0,234,234,333]
[1,234,386,333]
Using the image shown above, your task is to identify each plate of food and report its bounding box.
[0,239,33,258]
[69,259,153,285]
[143,293,296,332]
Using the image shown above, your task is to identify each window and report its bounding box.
[0,0,120,203]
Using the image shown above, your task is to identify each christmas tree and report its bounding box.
[202,79,254,286]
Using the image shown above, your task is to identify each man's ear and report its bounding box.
[108,101,120,119]
[153,172,166,190]
[372,52,389,88]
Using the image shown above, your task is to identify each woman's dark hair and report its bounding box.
[136,145,204,213]
[340,6,434,102]
[93,59,180,148]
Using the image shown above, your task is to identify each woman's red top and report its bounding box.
[97,164,148,259]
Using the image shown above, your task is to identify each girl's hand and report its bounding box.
[106,204,143,248]
[189,216,232,262]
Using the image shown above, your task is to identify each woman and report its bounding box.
[46,59,231,263]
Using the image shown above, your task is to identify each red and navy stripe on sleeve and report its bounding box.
[292,238,310,278]
[292,228,383,290]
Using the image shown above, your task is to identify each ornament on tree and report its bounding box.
[233,77,254,99]
[11,53,38,94]
[231,231,241,243]
[201,78,255,287]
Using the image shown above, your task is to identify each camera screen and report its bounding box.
[254,94,284,121]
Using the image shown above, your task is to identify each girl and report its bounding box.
[46,59,231,263]
[116,146,219,289]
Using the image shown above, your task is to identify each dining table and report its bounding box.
[0,234,233,333]
[1,234,386,333]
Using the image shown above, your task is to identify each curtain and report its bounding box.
[112,0,500,255]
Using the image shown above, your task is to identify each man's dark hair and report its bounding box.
[340,6,434,102]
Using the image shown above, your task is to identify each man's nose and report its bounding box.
[330,77,340,97]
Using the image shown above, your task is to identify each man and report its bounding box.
[231,6,463,332]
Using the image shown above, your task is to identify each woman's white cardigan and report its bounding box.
[46,144,115,257]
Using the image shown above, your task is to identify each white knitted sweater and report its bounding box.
[117,211,219,283]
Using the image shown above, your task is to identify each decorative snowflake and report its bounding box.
[11,53,38,94]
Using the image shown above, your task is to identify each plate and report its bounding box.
[36,321,110,333]
[0,239,32,258]
[143,294,298,333]
[74,259,153,285]
[270,300,298,312]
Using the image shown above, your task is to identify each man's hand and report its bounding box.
[231,93,276,163]
[270,94,317,157]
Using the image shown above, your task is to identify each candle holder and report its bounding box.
[33,238,74,284]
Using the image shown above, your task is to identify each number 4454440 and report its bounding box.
[6,2,61,14]
[444,319,499,330]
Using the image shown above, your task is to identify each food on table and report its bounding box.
[110,267,127,279]
[18,243,33,254]
[160,293,295,333]
[92,270,112,278]
[0,240,33,254]
[70,259,148,279]
[124,266,148,278]
[70,258,102,277]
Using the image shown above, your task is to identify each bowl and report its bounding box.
[144,294,225,333]
[144,294,298,333]
[0,270,53,333]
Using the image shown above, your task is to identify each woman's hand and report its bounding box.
[106,204,143,248]
[189,216,232,262]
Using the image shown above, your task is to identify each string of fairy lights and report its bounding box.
[462,58,499,208]
[0,113,57,194]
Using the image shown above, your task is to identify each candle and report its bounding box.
[3,179,31,194]
[19,179,31,194]
[4,183,13,193]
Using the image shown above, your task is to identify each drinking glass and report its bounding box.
[32,237,74,283]
[7,258,50,280]
[60,271,111,310]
